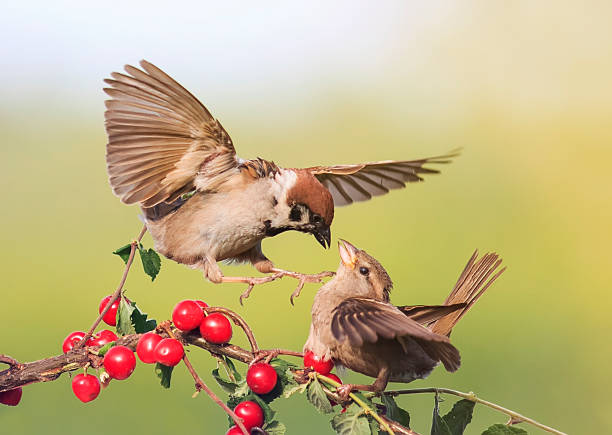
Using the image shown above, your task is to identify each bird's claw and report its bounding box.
[238,273,285,305]
[336,384,355,401]
[270,269,335,304]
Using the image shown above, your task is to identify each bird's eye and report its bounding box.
[359,267,369,276]
[312,214,322,223]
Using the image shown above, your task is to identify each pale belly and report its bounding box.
[145,190,268,265]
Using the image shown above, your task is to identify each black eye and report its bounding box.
[359,267,369,276]
[312,214,322,223]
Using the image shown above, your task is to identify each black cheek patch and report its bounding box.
[289,206,302,222]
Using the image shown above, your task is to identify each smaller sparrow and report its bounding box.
[304,240,505,399]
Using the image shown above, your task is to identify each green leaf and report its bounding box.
[307,377,334,414]
[330,405,370,435]
[431,394,452,435]
[97,342,114,356]
[442,399,475,435]
[283,382,308,398]
[113,243,132,264]
[263,420,286,435]
[481,424,528,435]
[155,363,173,388]
[138,246,161,281]
[212,368,246,395]
[380,395,410,428]
[224,356,243,383]
[130,304,157,333]
[116,297,136,336]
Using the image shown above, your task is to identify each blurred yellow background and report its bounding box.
[1,2,610,434]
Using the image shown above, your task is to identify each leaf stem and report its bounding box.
[382,388,567,435]
[78,225,147,348]
[317,373,394,435]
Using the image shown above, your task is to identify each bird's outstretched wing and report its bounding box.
[305,151,459,206]
[331,297,460,371]
[104,60,238,208]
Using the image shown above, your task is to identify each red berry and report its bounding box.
[194,300,208,309]
[62,331,85,353]
[0,388,22,406]
[99,295,120,326]
[304,350,334,375]
[234,400,264,430]
[154,338,185,367]
[136,332,162,364]
[226,426,243,435]
[246,363,277,395]
[103,345,136,380]
[199,313,232,344]
[86,329,118,347]
[71,373,100,403]
[172,300,205,331]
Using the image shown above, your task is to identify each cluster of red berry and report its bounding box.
[0,295,344,433]
[60,297,235,405]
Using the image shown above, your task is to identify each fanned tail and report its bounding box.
[429,251,506,336]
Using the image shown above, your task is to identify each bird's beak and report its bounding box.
[313,225,331,249]
[338,239,358,269]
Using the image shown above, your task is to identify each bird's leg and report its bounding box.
[269,267,335,304]
[336,367,390,401]
[202,256,284,304]
[249,246,334,303]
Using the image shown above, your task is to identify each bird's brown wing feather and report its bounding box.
[331,297,460,371]
[105,60,238,208]
[398,303,467,325]
[305,150,459,206]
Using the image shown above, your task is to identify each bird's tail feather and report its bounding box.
[429,251,505,336]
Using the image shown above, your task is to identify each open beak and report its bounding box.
[338,239,358,269]
[313,225,331,249]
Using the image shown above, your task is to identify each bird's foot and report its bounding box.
[270,268,335,304]
[336,384,356,401]
[217,273,285,304]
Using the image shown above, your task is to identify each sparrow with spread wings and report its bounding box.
[104,60,458,300]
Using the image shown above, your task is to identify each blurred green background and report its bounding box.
[1,2,610,434]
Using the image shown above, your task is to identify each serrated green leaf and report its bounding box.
[283,382,308,398]
[331,406,370,435]
[130,304,157,333]
[116,297,136,336]
[212,368,247,395]
[431,394,452,435]
[263,420,286,435]
[224,356,243,383]
[380,395,410,428]
[366,414,379,435]
[113,243,132,264]
[442,399,475,435]
[481,424,528,435]
[155,363,173,388]
[138,246,161,281]
[307,377,334,414]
